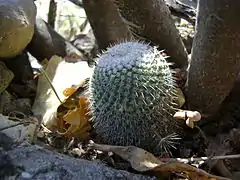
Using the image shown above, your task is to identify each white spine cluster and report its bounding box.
[89,41,183,154]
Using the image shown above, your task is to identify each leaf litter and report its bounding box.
[0,54,239,180]
[32,55,93,129]
[88,143,231,180]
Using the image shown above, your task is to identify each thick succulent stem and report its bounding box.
[89,42,185,154]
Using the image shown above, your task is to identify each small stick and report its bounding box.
[0,122,26,131]
[40,68,63,104]
[160,154,240,164]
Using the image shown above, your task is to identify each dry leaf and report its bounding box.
[63,80,87,97]
[89,143,230,180]
[57,96,91,140]
[32,55,92,129]
[56,80,91,140]
[63,87,78,97]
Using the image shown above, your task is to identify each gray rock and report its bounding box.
[2,143,156,180]
[0,91,32,116]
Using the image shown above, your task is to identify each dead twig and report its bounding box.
[40,68,63,104]
[160,154,240,164]
[0,122,27,131]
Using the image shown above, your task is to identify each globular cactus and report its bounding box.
[89,41,184,154]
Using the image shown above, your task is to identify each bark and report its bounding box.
[82,0,133,50]
[114,0,188,69]
[48,0,57,29]
[187,0,240,115]
[201,74,240,135]
[27,18,87,62]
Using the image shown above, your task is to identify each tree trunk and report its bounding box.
[201,73,240,135]
[114,0,188,69]
[27,18,87,62]
[187,0,240,115]
[48,0,57,29]
[82,0,133,50]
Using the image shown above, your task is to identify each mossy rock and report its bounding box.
[0,61,14,94]
[0,0,36,58]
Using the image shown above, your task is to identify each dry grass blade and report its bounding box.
[39,67,62,104]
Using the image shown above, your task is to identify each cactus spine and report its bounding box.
[89,41,183,154]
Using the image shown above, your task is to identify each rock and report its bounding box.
[165,0,196,25]
[0,0,36,58]
[0,61,14,94]
[71,29,99,63]
[175,19,195,53]
[1,51,37,98]
[0,114,35,145]
[0,148,19,178]
[0,132,15,150]
[27,18,87,62]
[14,98,32,115]
[0,91,32,115]
[2,52,34,85]
[176,0,197,8]
[1,143,156,180]
[0,115,155,179]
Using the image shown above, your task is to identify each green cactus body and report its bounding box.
[89,41,183,154]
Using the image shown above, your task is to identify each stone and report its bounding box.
[0,0,36,58]
[1,143,157,180]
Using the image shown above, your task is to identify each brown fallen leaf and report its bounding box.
[88,143,231,180]
[63,79,87,97]
[63,87,78,97]
[32,55,92,129]
[56,81,91,140]
[57,96,91,140]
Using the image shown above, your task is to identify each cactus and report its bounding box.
[89,41,184,154]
